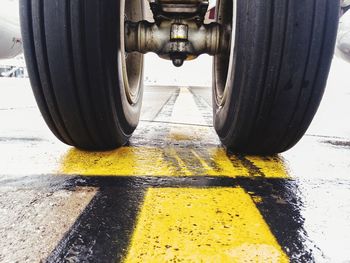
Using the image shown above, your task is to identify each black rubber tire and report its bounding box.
[213,0,339,154]
[20,0,144,150]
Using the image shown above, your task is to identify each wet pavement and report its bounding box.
[0,57,350,262]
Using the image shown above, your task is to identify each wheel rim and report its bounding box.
[213,0,237,107]
[121,0,143,105]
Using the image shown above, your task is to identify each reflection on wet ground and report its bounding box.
[0,60,350,262]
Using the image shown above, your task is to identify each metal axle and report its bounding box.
[125,21,225,67]
[124,0,229,67]
[125,19,225,67]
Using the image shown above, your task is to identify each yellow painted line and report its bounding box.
[167,147,193,176]
[247,156,289,178]
[124,188,289,262]
[60,147,174,176]
[59,146,290,178]
[59,146,248,177]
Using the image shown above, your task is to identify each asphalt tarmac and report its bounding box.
[0,57,349,262]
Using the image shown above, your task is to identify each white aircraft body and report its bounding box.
[337,8,350,63]
[0,0,22,59]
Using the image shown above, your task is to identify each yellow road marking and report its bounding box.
[59,146,247,177]
[124,188,289,263]
[60,147,174,176]
[168,147,193,176]
[59,147,289,178]
[246,156,289,178]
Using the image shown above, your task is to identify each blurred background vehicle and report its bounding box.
[0,55,27,78]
